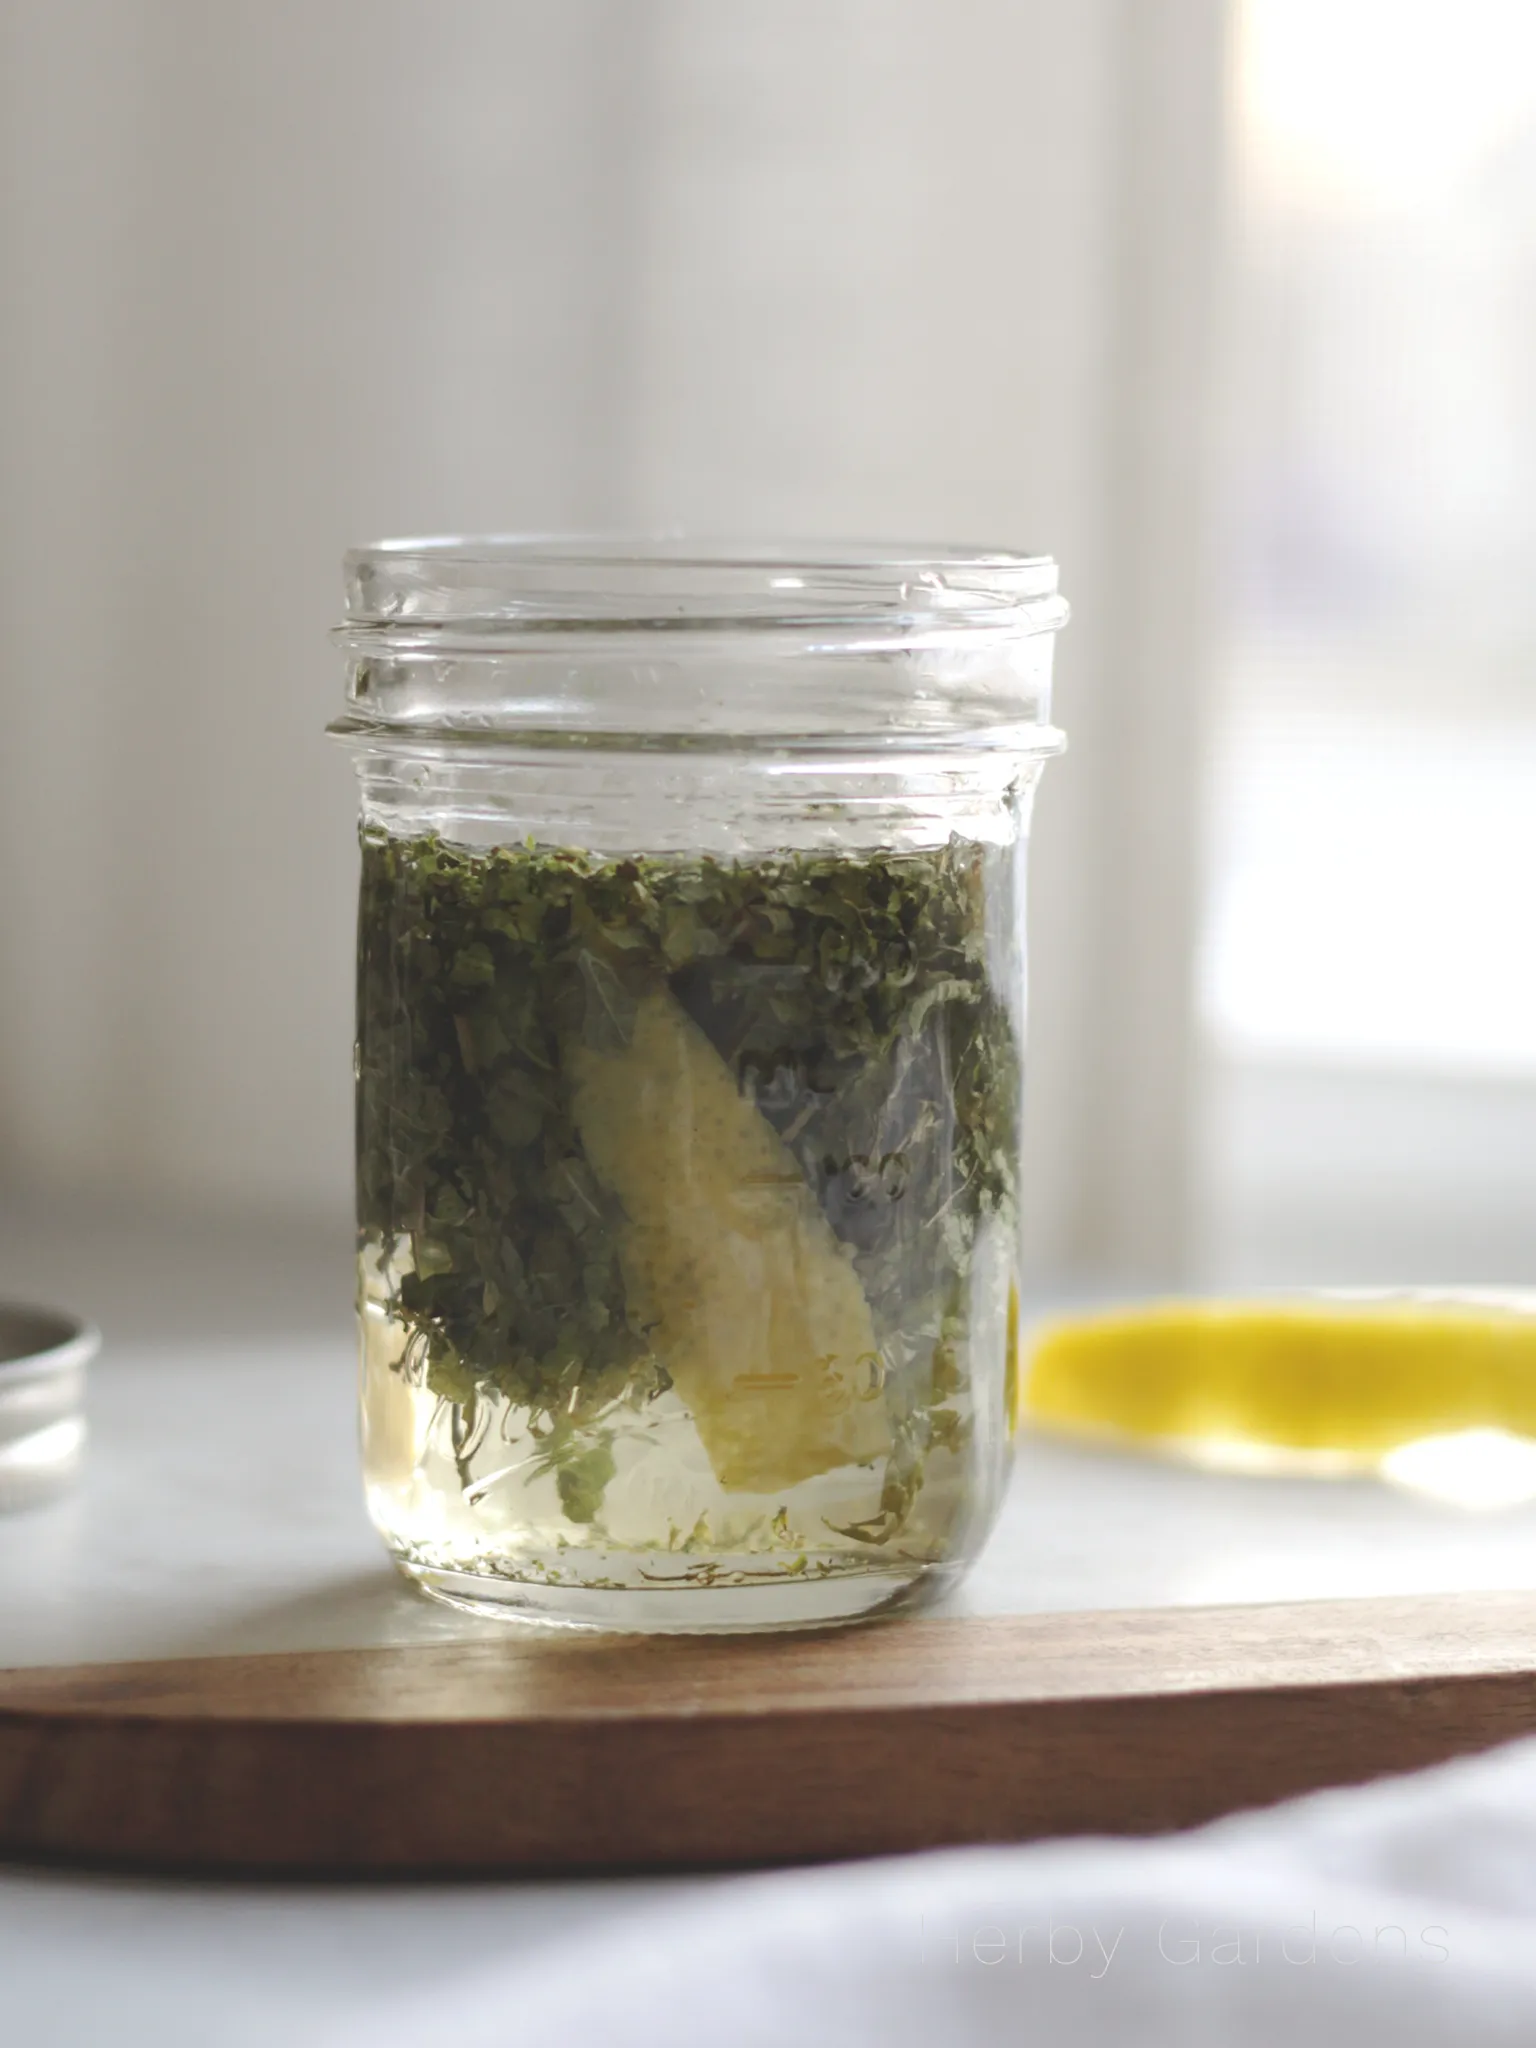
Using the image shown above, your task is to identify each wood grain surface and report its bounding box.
[3,1593,1535,1874]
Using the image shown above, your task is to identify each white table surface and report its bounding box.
[4,1196,1536,2044]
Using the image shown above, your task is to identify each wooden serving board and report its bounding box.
[3,1591,1535,1874]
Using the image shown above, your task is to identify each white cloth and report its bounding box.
[326,1736,1536,2048]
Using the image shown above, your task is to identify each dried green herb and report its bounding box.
[356,829,1018,1527]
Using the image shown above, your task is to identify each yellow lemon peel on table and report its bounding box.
[568,988,889,1494]
[1020,1296,1536,1467]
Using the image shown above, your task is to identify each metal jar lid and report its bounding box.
[0,1304,97,1511]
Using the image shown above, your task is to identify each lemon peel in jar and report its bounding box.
[568,988,889,1494]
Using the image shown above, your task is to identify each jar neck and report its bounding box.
[352,742,1051,858]
[329,639,1063,755]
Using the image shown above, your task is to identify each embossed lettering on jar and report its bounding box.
[330,538,1067,1631]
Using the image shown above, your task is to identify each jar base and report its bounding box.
[395,1555,958,1634]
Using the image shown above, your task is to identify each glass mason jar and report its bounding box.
[330,538,1067,1630]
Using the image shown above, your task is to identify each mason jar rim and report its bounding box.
[331,534,1068,753]
[337,533,1068,639]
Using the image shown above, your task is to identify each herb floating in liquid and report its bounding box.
[356,831,1019,1530]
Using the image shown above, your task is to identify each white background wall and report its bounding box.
[0,0,1228,1281]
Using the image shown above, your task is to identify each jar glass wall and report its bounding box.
[331,539,1067,1630]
